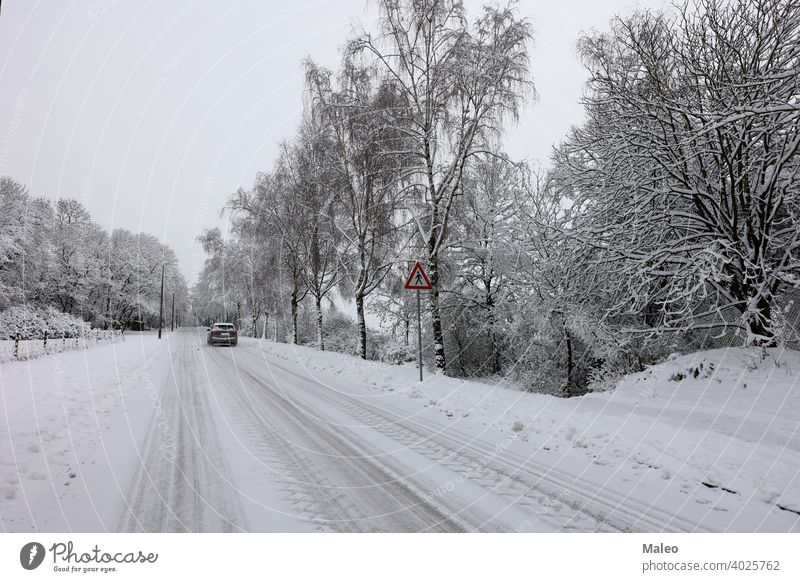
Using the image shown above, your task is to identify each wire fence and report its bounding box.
[0,329,125,363]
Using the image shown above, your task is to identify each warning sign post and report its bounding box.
[405,262,433,381]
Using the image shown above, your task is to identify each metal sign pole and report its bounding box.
[405,261,432,382]
[417,289,423,382]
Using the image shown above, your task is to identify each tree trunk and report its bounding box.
[486,290,500,374]
[730,271,776,347]
[428,253,446,371]
[315,295,325,351]
[290,286,299,344]
[747,296,776,347]
[565,323,575,396]
[262,309,268,340]
[356,292,367,359]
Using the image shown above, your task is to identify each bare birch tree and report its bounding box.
[285,121,345,351]
[350,0,533,371]
[304,59,408,359]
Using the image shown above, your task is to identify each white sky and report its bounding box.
[0,0,663,284]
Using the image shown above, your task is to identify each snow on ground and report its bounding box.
[0,332,172,531]
[2,329,798,532]
[255,339,800,532]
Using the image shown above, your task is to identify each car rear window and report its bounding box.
[215,324,234,330]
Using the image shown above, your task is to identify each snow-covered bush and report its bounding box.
[441,304,504,377]
[0,306,45,340]
[378,340,416,365]
[310,309,403,362]
[41,306,92,338]
[0,306,90,340]
[498,307,593,396]
[322,311,361,356]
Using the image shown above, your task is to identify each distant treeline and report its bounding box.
[0,176,188,330]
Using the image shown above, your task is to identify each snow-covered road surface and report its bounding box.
[4,328,797,532]
[119,329,620,532]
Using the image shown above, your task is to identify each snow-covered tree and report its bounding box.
[0,178,54,309]
[304,58,408,359]
[0,176,188,330]
[350,0,534,371]
[283,122,345,351]
[448,154,524,374]
[554,0,800,346]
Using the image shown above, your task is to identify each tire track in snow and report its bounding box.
[255,348,711,533]
[117,333,245,532]
[208,344,471,532]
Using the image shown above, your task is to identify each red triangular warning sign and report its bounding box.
[404,262,433,290]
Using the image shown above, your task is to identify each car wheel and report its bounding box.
[232,341,238,347]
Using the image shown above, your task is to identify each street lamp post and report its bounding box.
[158,263,165,339]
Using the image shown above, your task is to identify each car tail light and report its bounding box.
[211,331,220,337]
[230,330,237,336]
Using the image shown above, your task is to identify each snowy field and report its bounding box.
[0,331,172,531]
[1,329,798,532]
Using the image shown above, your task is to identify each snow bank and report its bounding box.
[596,348,800,524]
[255,339,800,531]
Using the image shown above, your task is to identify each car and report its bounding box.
[207,322,238,346]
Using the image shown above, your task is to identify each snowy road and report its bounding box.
[117,329,667,533]
[7,328,793,532]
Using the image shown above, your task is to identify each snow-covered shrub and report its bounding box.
[500,307,595,396]
[321,311,360,356]
[40,306,91,338]
[378,340,416,365]
[585,368,618,393]
[0,306,90,340]
[442,305,503,377]
[316,308,398,361]
[0,306,45,340]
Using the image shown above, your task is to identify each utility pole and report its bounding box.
[158,263,165,339]
[171,293,175,331]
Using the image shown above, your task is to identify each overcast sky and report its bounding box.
[0,0,662,284]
